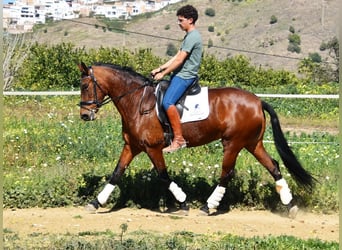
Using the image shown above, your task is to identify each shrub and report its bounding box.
[287,43,301,53]
[288,33,301,45]
[208,38,213,48]
[319,42,328,51]
[166,43,178,56]
[205,8,216,17]
[270,15,277,24]
[289,25,295,34]
[208,25,215,32]
[308,52,322,63]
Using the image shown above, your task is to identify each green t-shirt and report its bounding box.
[174,29,203,79]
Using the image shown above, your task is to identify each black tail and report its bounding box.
[262,101,315,190]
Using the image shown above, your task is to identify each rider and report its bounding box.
[151,5,203,153]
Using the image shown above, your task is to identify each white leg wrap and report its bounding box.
[207,185,226,209]
[97,183,115,205]
[276,178,293,205]
[168,181,186,203]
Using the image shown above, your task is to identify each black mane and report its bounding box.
[93,63,149,83]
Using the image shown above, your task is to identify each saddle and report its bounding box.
[155,77,201,142]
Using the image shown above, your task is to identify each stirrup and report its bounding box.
[163,140,187,153]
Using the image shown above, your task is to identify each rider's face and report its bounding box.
[177,16,192,31]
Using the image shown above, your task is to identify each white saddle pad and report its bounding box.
[180,87,209,123]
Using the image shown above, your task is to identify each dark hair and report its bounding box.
[176,5,198,24]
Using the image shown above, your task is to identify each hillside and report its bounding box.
[33,0,339,72]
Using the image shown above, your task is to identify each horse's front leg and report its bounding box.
[85,143,138,212]
[200,143,239,215]
[146,148,189,215]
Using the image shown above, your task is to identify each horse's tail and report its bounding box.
[262,101,315,190]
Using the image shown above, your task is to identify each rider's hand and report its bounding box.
[151,68,161,76]
[151,67,164,81]
[153,72,164,81]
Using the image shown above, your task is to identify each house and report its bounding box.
[3,0,182,33]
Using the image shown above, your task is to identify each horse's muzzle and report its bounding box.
[81,110,96,121]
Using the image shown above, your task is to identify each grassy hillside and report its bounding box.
[33,0,338,72]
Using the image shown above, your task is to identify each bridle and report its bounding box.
[79,67,112,109]
[79,66,154,116]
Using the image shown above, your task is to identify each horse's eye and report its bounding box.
[81,82,89,91]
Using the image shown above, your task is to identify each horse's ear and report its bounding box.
[78,62,89,76]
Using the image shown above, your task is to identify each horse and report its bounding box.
[77,62,314,218]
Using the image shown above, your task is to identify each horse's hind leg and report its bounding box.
[247,141,298,218]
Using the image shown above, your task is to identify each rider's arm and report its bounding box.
[152,50,188,80]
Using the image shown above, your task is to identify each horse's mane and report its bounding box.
[93,62,149,83]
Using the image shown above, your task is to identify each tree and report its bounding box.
[325,36,339,81]
[3,33,36,90]
[318,36,339,82]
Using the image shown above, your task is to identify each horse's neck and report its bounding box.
[109,81,145,120]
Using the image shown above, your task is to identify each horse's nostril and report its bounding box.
[81,114,90,121]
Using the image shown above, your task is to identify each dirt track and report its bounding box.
[3,206,339,242]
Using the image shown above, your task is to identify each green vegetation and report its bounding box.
[4,95,338,212]
[287,33,301,54]
[6,42,338,91]
[208,25,215,32]
[4,228,338,249]
[205,8,216,17]
[166,43,178,56]
[270,15,278,24]
[3,39,339,249]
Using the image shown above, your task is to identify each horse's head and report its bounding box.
[78,62,109,121]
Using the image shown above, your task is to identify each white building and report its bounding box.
[3,0,182,33]
[92,5,129,19]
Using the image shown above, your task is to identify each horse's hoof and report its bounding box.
[164,207,189,216]
[84,199,100,213]
[177,209,189,216]
[84,203,98,213]
[164,202,189,216]
[288,205,299,219]
[199,205,210,216]
[198,209,209,216]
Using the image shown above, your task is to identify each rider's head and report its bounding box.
[176,5,198,24]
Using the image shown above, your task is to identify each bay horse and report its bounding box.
[78,62,314,218]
